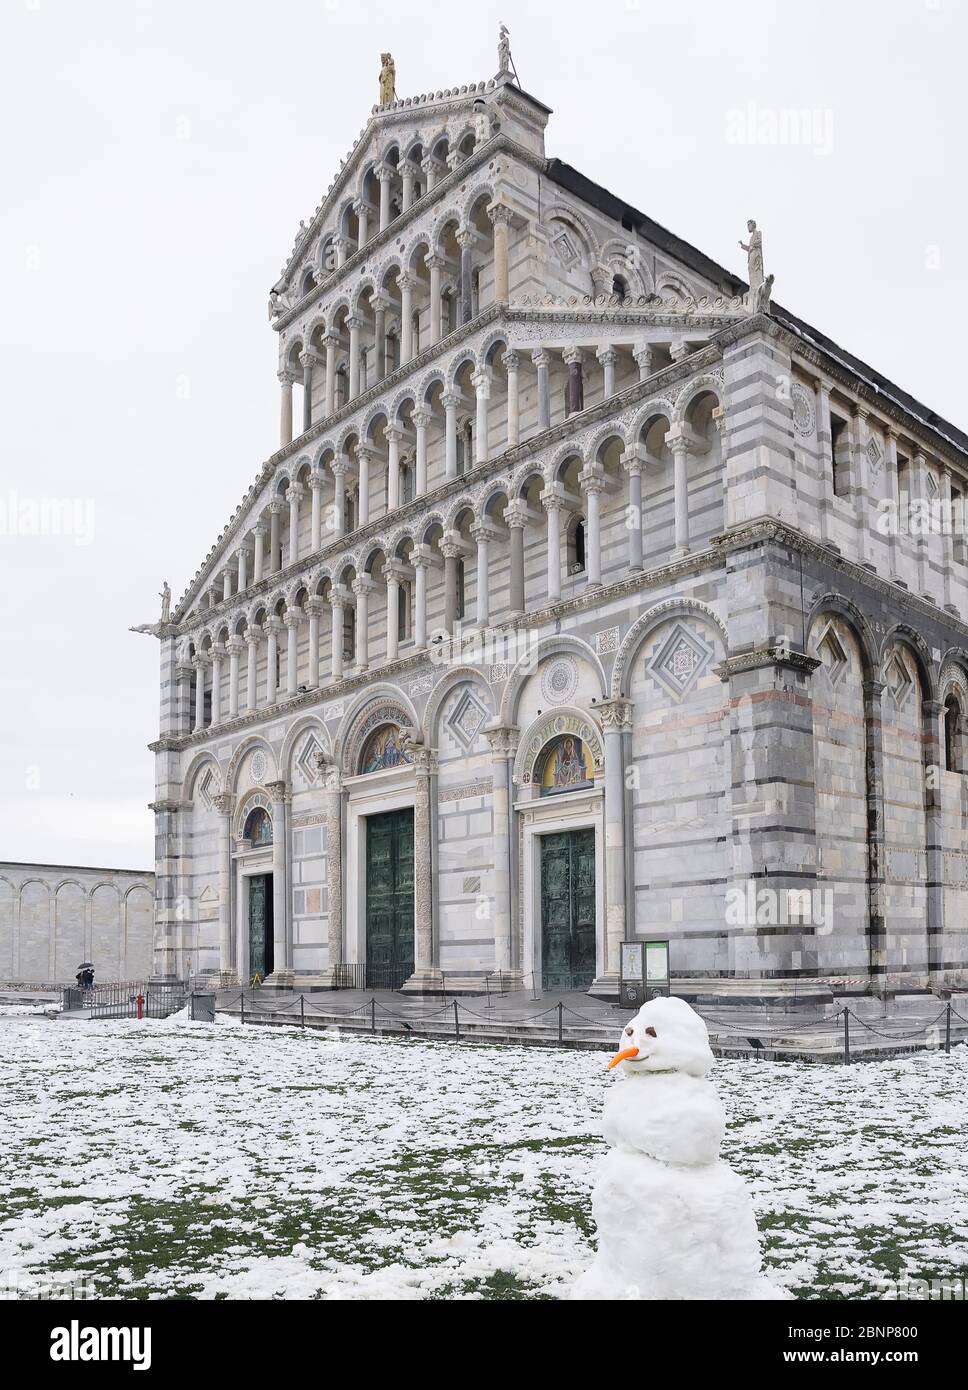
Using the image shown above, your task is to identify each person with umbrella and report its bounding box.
[76,961,95,992]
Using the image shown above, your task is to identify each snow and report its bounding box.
[0,1012,966,1300]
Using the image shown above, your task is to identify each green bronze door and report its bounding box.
[366,809,415,989]
[541,829,596,991]
[248,874,273,982]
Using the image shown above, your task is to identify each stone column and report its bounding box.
[413,552,430,649]
[885,429,901,580]
[564,346,584,416]
[532,350,551,431]
[357,446,372,527]
[401,163,415,213]
[386,426,402,510]
[227,638,242,719]
[579,466,605,586]
[222,570,232,602]
[913,450,932,598]
[923,699,945,988]
[634,343,653,382]
[485,726,514,975]
[489,203,512,302]
[421,154,441,191]
[941,468,956,611]
[372,295,388,379]
[353,198,369,247]
[175,663,193,734]
[347,317,362,398]
[319,758,343,980]
[503,350,520,447]
[309,469,323,552]
[377,164,392,232]
[265,619,280,705]
[150,800,181,980]
[352,576,374,672]
[210,644,224,725]
[473,371,490,464]
[287,482,303,565]
[854,408,872,567]
[621,445,645,571]
[399,274,414,363]
[599,699,632,985]
[285,611,299,697]
[862,679,888,996]
[306,598,322,687]
[457,228,474,325]
[441,392,460,478]
[245,628,260,711]
[471,522,492,626]
[332,458,347,536]
[385,566,401,662]
[299,351,315,433]
[253,524,265,582]
[193,656,206,732]
[426,253,444,345]
[334,235,347,269]
[413,409,430,495]
[266,781,292,984]
[402,742,440,990]
[213,793,236,981]
[278,370,295,447]
[323,334,338,417]
[269,499,283,573]
[541,491,564,602]
[507,507,527,615]
[330,590,345,681]
[441,539,460,634]
[237,547,248,592]
[597,344,617,398]
[665,426,692,557]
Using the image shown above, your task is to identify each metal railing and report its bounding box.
[61,980,189,1020]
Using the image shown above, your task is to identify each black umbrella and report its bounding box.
[77,962,95,970]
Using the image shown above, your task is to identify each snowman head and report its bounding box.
[607,996,714,1078]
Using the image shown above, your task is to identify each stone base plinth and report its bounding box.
[399,968,447,996]
[588,973,620,1001]
[262,970,296,991]
[675,977,836,1010]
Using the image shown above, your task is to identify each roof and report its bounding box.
[546,158,968,458]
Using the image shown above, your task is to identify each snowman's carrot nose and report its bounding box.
[607,1046,639,1070]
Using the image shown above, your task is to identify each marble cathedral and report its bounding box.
[146,40,968,1000]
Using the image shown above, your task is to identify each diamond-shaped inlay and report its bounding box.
[446,689,488,750]
[865,436,883,473]
[817,624,848,686]
[294,734,324,787]
[885,651,914,708]
[197,767,217,811]
[550,227,579,268]
[647,622,714,702]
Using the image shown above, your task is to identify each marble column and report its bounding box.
[599,700,632,985]
[269,500,283,573]
[347,317,362,398]
[413,553,430,649]
[320,758,343,979]
[489,203,512,302]
[265,619,280,705]
[485,726,514,974]
[401,163,415,213]
[309,470,322,551]
[352,576,373,672]
[503,350,520,447]
[885,429,901,580]
[227,638,242,719]
[471,523,492,626]
[399,274,414,363]
[413,410,430,495]
[377,165,392,232]
[333,458,348,536]
[579,466,605,586]
[473,372,490,464]
[541,493,563,601]
[193,657,206,732]
[353,198,369,247]
[287,482,303,565]
[237,547,248,592]
[299,351,316,433]
[386,426,402,510]
[357,446,372,527]
[403,743,439,989]
[334,235,347,269]
[665,427,691,556]
[285,611,299,697]
[330,592,345,682]
[508,508,526,615]
[621,446,645,571]
[324,334,338,417]
[267,781,291,983]
[213,793,236,982]
[457,229,474,325]
[386,567,401,662]
[278,371,295,447]
[253,524,266,582]
[222,570,232,602]
[597,344,617,398]
[532,350,551,431]
[210,647,224,726]
[441,540,460,634]
[442,392,460,478]
[564,347,584,416]
[634,343,654,382]
[175,663,193,734]
[426,253,445,345]
[306,599,322,686]
[245,629,260,712]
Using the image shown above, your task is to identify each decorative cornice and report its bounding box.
[715,647,822,680]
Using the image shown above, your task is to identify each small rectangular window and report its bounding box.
[830,414,850,498]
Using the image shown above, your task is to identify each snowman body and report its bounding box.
[572,997,785,1301]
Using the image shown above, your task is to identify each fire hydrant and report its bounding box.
[136,993,144,1020]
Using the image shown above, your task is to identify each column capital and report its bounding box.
[373,161,394,182]
[471,370,491,395]
[265,779,289,804]
[245,624,263,644]
[620,443,647,475]
[322,330,341,350]
[345,314,364,332]
[411,543,440,570]
[298,349,321,370]
[562,345,584,366]
[269,497,285,515]
[531,348,551,369]
[352,574,377,598]
[329,585,350,610]
[424,251,447,272]
[596,344,619,366]
[501,349,520,372]
[397,271,416,292]
[633,342,654,368]
[487,200,514,228]
[385,423,405,444]
[351,198,370,219]
[664,422,703,454]
[308,467,324,489]
[441,390,463,410]
[277,369,297,387]
[212,791,235,817]
[284,608,301,629]
[505,500,530,530]
[227,635,246,656]
[455,226,476,250]
[470,519,501,544]
[412,408,432,429]
[421,155,444,180]
[332,456,350,477]
[540,483,571,514]
[355,443,375,464]
[599,697,633,733]
[578,463,607,495]
[285,481,304,503]
[264,615,284,636]
[386,558,411,583]
[305,595,326,618]
[484,721,518,756]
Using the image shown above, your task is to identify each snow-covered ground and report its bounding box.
[1,1008,966,1300]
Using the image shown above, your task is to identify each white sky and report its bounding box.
[1,0,965,869]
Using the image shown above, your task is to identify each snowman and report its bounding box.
[572,995,787,1300]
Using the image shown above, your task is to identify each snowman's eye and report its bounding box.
[624,1027,633,1037]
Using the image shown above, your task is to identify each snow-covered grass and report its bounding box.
[1,1012,966,1300]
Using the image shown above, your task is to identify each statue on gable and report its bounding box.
[751,272,775,315]
[159,581,171,623]
[739,219,764,295]
[379,53,396,106]
[498,24,512,76]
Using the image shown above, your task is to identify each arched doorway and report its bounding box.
[358,722,415,989]
[535,735,597,991]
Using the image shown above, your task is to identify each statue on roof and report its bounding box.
[498,24,512,76]
[159,581,171,623]
[739,219,764,295]
[379,53,396,106]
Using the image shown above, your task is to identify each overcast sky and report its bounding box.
[1,0,964,870]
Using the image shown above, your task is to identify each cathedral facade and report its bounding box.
[147,52,968,1000]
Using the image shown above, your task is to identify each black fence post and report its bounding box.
[300,994,305,1029]
[945,1002,952,1055]
[370,998,376,1033]
[558,1001,564,1046]
[454,999,460,1043]
[240,990,245,1026]
[843,1007,850,1065]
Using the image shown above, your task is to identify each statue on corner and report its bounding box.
[379,53,396,106]
[740,219,764,295]
[498,24,512,75]
[159,581,171,623]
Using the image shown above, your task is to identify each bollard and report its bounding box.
[558,1001,564,1046]
[843,1007,851,1065]
[945,1001,952,1055]
[240,990,245,1026]
[370,998,376,1033]
[300,994,305,1029]
[136,993,144,1021]
[454,999,460,1043]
